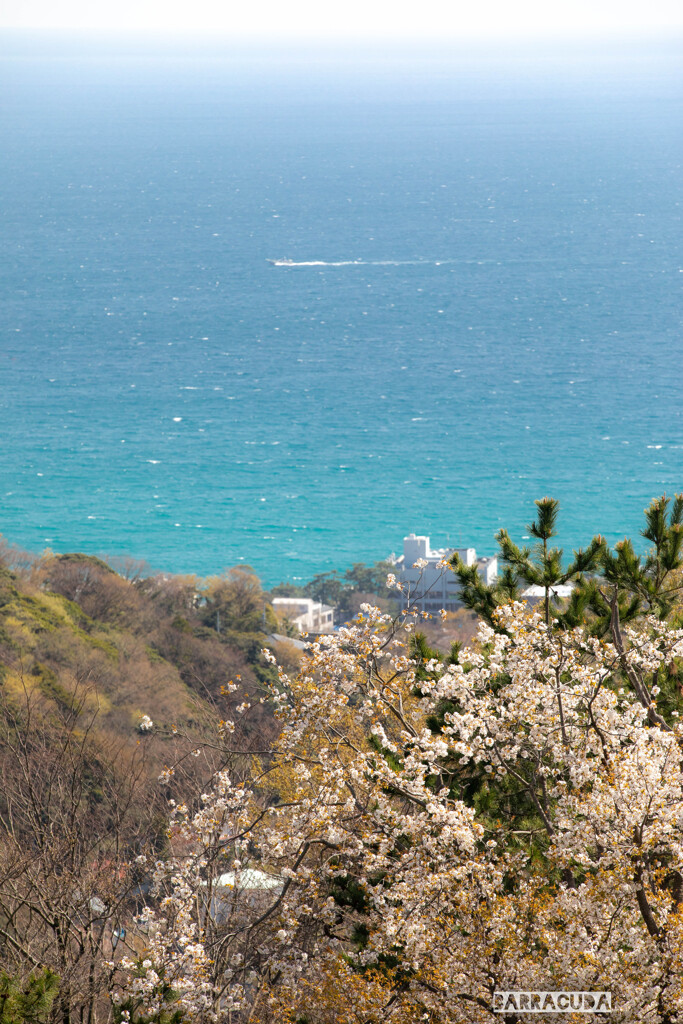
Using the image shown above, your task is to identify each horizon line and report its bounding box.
[2,27,683,58]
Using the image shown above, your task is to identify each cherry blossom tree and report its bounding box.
[113,593,683,1023]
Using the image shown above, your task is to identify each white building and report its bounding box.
[201,869,282,924]
[521,584,575,602]
[392,534,497,613]
[271,597,335,633]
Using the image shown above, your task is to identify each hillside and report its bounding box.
[0,549,285,808]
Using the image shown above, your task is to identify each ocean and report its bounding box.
[1,38,682,583]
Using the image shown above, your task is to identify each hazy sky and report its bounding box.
[4,0,683,40]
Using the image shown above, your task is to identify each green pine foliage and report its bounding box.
[603,494,683,618]
[0,969,59,1024]
[494,497,606,626]
[450,494,683,633]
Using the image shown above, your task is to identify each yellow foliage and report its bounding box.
[1,669,38,701]
[37,591,76,624]
[3,615,36,646]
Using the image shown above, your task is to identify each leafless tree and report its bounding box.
[0,676,163,1023]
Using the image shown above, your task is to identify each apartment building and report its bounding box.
[392,533,497,613]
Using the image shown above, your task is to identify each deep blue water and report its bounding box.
[1,42,682,583]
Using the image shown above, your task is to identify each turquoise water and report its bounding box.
[1,42,682,583]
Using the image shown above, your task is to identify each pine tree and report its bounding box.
[452,496,605,626]
[0,970,59,1024]
[450,493,683,637]
[603,494,683,619]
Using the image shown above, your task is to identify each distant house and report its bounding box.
[201,869,283,925]
[521,583,575,603]
[265,632,309,651]
[391,533,497,613]
[271,597,335,633]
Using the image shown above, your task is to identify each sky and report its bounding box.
[2,0,683,41]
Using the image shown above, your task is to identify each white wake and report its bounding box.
[269,258,462,267]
